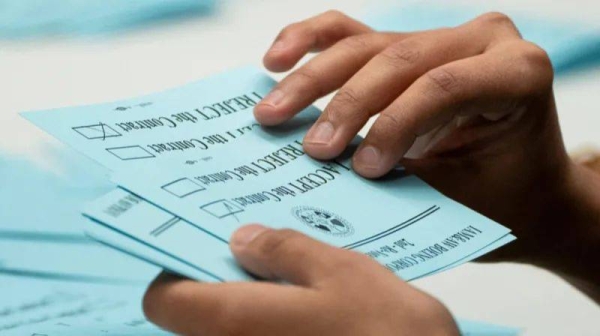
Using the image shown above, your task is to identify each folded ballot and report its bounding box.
[22,66,515,282]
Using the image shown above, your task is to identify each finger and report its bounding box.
[353,40,553,178]
[303,13,522,161]
[144,273,319,336]
[255,32,399,125]
[230,224,365,286]
[264,10,373,72]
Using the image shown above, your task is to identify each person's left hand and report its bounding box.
[143,224,459,336]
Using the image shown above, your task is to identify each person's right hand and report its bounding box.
[253,11,580,267]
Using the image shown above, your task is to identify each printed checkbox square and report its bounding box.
[162,178,206,198]
[73,123,121,140]
[106,145,155,160]
[200,200,244,219]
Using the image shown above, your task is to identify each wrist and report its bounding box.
[528,161,600,290]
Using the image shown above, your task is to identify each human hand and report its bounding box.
[143,225,459,336]
[254,11,571,264]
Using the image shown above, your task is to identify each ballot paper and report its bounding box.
[22,66,515,283]
[22,67,272,173]
[104,131,513,281]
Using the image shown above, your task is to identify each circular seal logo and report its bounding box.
[291,206,354,237]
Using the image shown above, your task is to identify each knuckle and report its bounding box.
[289,68,324,97]
[324,250,379,284]
[315,10,359,47]
[321,9,347,22]
[424,67,461,96]
[513,42,554,92]
[325,88,364,123]
[519,42,552,72]
[379,40,421,68]
[279,22,301,39]
[477,11,514,27]
[339,33,372,50]
[255,229,298,259]
[333,88,362,108]
[376,112,404,130]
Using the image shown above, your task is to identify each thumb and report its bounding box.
[230,224,353,286]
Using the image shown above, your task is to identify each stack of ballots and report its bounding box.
[2,67,520,335]
[22,67,516,283]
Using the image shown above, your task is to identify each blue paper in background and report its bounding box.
[0,145,159,282]
[457,319,521,336]
[0,0,216,39]
[363,1,600,75]
[0,145,113,235]
[0,274,169,335]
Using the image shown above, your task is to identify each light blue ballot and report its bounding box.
[21,66,313,280]
[85,188,251,282]
[22,66,298,173]
[419,234,515,278]
[109,131,513,280]
[86,216,220,282]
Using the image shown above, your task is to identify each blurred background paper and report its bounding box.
[363,1,600,75]
[0,145,112,235]
[0,146,159,282]
[0,274,168,335]
[0,0,216,38]
[457,319,521,336]
[0,238,159,282]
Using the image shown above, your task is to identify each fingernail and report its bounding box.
[305,121,335,145]
[354,145,381,170]
[269,40,286,53]
[231,224,269,247]
[259,89,284,108]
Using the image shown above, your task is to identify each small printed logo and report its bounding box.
[292,206,354,237]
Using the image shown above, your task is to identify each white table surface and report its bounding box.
[1,1,599,335]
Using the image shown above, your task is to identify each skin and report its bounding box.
[143,11,600,335]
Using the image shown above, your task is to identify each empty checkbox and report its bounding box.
[106,145,155,160]
[162,178,206,198]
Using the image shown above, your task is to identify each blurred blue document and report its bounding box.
[364,1,600,74]
[0,274,169,335]
[457,319,520,336]
[0,0,215,38]
[0,272,515,336]
[0,238,158,282]
[0,146,112,235]
[0,149,160,282]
